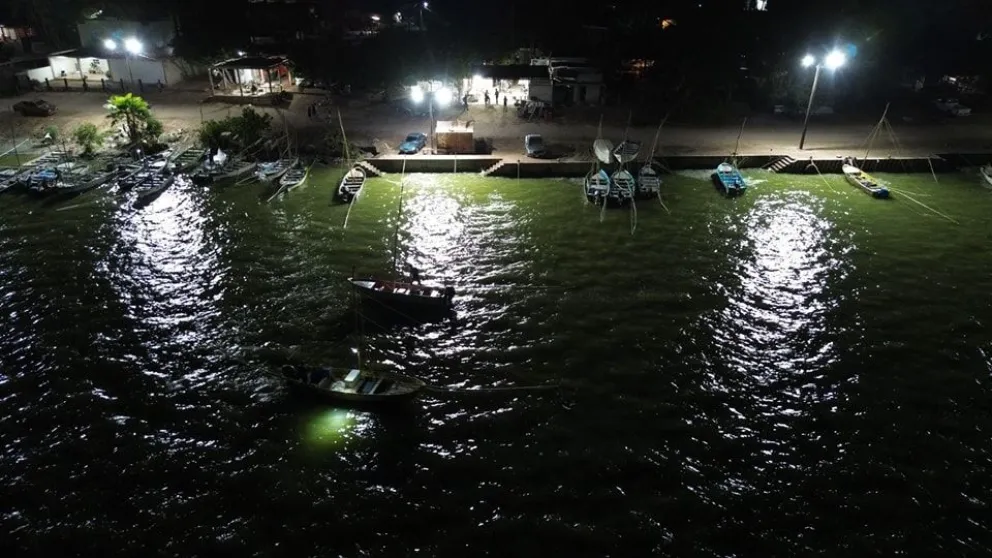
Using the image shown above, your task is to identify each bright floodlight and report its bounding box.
[435,87,452,107]
[824,50,846,70]
[124,37,141,55]
[423,2,429,8]
[801,54,815,68]
[371,15,380,22]
[103,39,117,50]
[410,85,424,103]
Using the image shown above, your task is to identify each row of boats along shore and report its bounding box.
[0,143,312,206]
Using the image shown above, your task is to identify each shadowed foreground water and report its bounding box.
[1,169,991,556]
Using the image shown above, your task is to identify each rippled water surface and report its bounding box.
[2,169,991,556]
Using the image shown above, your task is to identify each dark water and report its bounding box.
[2,169,991,556]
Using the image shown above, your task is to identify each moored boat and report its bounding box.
[584,168,611,204]
[637,162,662,198]
[980,164,992,189]
[216,158,256,182]
[266,163,309,203]
[349,277,455,310]
[171,148,207,173]
[712,162,747,196]
[613,141,641,164]
[610,168,636,203]
[842,161,889,199]
[133,170,176,203]
[256,157,297,183]
[59,169,118,195]
[277,365,426,405]
[337,165,366,203]
[593,139,614,165]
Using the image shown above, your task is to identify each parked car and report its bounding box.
[934,98,971,116]
[13,99,56,117]
[524,134,546,158]
[398,132,428,154]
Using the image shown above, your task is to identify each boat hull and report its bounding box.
[279,366,425,406]
[712,163,747,196]
[980,165,992,189]
[349,277,454,310]
[593,139,614,165]
[842,164,890,199]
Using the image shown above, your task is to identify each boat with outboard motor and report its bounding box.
[275,365,426,405]
[337,165,366,203]
[842,160,890,199]
[712,162,747,196]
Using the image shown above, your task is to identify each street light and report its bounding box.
[103,38,117,50]
[435,87,452,107]
[798,49,846,150]
[124,37,141,55]
[410,85,424,103]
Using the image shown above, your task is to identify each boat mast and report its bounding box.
[647,115,667,163]
[337,109,350,166]
[732,117,747,164]
[390,180,405,276]
[862,102,890,166]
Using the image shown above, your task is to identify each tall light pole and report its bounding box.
[798,50,846,150]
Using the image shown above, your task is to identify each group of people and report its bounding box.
[482,89,509,109]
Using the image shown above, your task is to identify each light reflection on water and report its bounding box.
[1,171,990,555]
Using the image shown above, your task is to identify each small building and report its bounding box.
[467,57,603,107]
[19,47,186,87]
[209,56,293,100]
[435,121,474,154]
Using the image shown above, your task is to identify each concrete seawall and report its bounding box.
[362,153,989,177]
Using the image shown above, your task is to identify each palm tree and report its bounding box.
[106,93,152,145]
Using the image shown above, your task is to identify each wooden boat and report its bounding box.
[59,169,117,195]
[337,165,366,203]
[170,148,207,173]
[256,157,298,182]
[133,171,176,203]
[349,277,455,309]
[216,158,256,182]
[584,168,611,203]
[842,162,890,199]
[0,168,27,194]
[980,164,992,189]
[637,162,662,198]
[278,365,425,405]
[593,139,614,165]
[265,163,309,203]
[610,168,636,202]
[712,162,747,196]
[613,141,641,164]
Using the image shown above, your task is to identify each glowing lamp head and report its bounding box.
[124,37,141,55]
[824,50,846,70]
[801,54,815,68]
[435,87,452,107]
[410,85,424,103]
[104,39,117,51]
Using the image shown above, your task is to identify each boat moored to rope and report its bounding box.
[337,165,366,203]
[842,160,890,199]
[613,141,641,164]
[712,162,747,196]
[610,168,636,204]
[593,139,614,165]
[637,162,662,198]
[584,168,611,204]
[980,164,992,189]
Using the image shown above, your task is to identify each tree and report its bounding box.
[198,119,236,151]
[233,107,272,147]
[106,93,153,145]
[144,117,164,142]
[71,123,105,157]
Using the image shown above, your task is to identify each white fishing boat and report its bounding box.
[593,139,614,165]
[584,168,611,203]
[980,164,992,189]
[337,165,366,203]
[842,161,889,199]
[613,141,641,164]
[637,163,662,197]
[265,163,310,203]
[256,157,298,182]
[610,168,635,202]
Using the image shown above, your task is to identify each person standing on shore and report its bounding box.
[495,89,500,105]
[484,91,490,106]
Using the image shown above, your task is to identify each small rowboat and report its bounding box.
[337,165,366,203]
[256,157,298,182]
[637,162,662,197]
[712,162,747,196]
[593,139,614,165]
[134,171,176,204]
[170,148,207,173]
[610,168,635,202]
[584,168,611,203]
[613,140,641,164]
[349,277,455,309]
[980,164,992,189]
[842,161,889,199]
[265,163,309,203]
[278,365,425,405]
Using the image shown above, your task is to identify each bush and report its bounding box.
[144,117,164,141]
[72,123,105,157]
